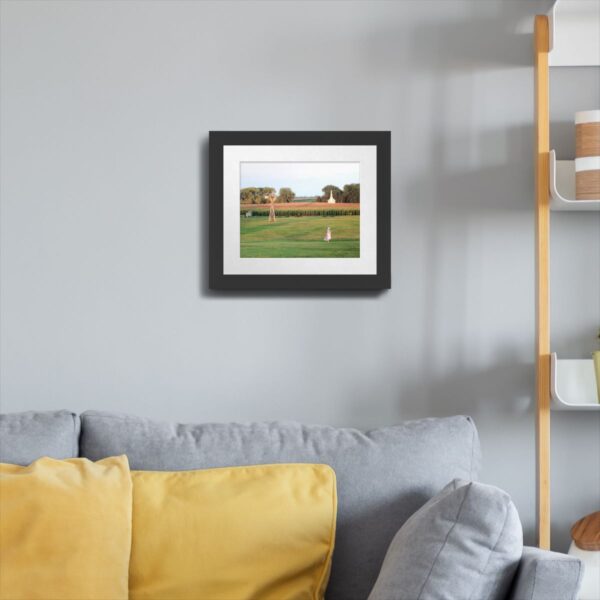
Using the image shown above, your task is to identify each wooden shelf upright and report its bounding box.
[534,14,551,551]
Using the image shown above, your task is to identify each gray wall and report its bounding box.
[1,0,598,551]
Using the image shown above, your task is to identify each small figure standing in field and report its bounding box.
[324,226,332,242]
[265,191,277,223]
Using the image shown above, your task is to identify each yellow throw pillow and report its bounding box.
[0,456,132,600]
[130,463,337,600]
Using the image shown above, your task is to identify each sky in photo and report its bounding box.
[240,162,360,197]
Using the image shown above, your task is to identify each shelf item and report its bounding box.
[576,156,600,201]
[549,151,600,210]
[569,511,600,600]
[571,511,600,551]
[594,352,600,402]
[576,110,600,159]
[548,0,600,66]
[551,353,600,410]
[575,111,600,200]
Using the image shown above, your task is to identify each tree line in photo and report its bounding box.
[240,183,360,204]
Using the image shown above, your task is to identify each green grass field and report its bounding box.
[240,215,360,258]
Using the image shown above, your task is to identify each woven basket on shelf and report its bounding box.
[576,110,600,200]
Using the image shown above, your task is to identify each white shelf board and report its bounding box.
[548,0,600,66]
[549,150,600,211]
[551,353,600,411]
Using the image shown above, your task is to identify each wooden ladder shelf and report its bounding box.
[534,0,600,550]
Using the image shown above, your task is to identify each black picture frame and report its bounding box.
[209,131,391,291]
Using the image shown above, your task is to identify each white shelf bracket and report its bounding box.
[551,353,600,410]
[549,151,600,211]
[548,0,600,66]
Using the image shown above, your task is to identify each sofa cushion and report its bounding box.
[368,479,523,600]
[130,464,337,600]
[0,455,132,600]
[0,410,80,465]
[80,411,481,600]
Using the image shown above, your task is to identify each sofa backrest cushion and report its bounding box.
[80,411,481,600]
[0,410,80,465]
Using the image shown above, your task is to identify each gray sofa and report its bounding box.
[0,410,583,600]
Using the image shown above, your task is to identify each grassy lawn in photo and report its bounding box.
[240,215,360,258]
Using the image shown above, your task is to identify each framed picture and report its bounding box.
[209,131,390,290]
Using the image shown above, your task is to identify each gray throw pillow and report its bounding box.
[368,479,523,600]
[0,410,80,465]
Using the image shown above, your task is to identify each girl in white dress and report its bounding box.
[324,226,331,242]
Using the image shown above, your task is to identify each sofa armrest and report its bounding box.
[507,546,583,600]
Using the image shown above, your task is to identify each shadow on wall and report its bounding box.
[363,0,544,73]
[396,122,534,422]
[551,412,600,550]
[374,1,540,422]
[198,137,209,296]
[397,349,534,421]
